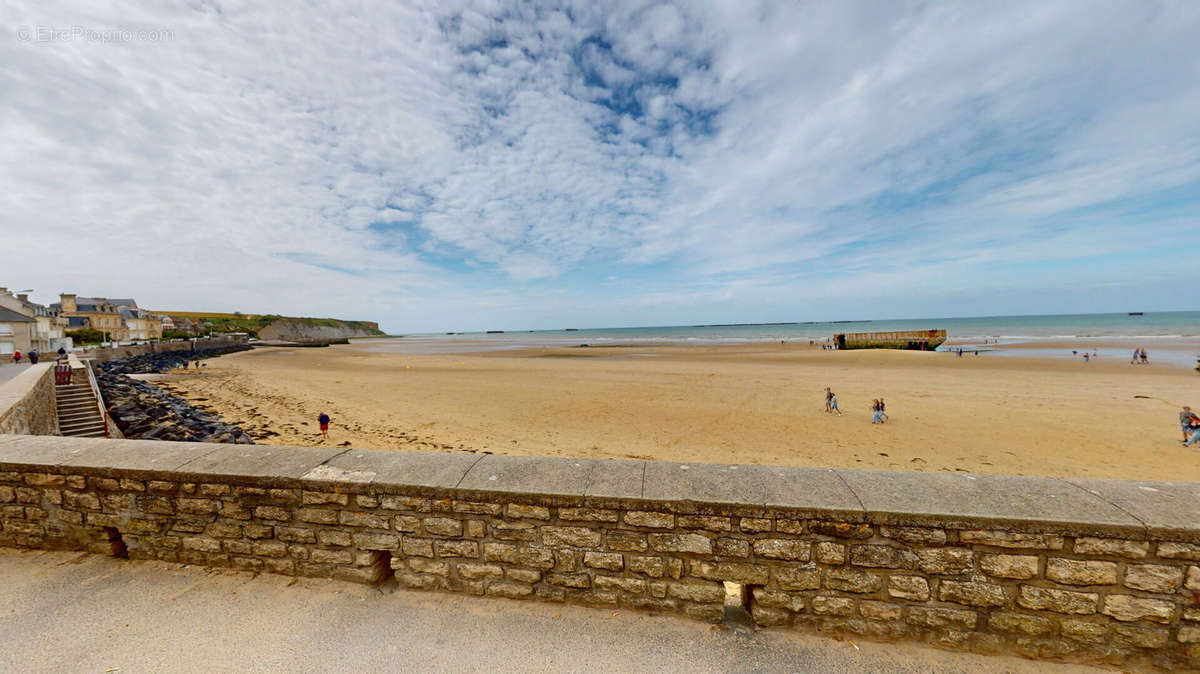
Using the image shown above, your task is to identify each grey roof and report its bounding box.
[66,316,88,327]
[0,307,34,322]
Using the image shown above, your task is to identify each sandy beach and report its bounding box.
[156,339,1200,482]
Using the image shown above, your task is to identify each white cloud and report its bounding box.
[0,1,1197,332]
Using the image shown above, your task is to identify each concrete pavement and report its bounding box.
[0,549,1104,673]
[0,363,30,385]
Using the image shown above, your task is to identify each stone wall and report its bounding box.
[0,365,57,435]
[81,335,248,364]
[1,435,1198,669]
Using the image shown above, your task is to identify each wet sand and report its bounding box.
[157,340,1200,481]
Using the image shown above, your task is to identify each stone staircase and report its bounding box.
[55,380,107,438]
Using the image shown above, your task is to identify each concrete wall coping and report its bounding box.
[1,433,1197,542]
[0,364,53,415]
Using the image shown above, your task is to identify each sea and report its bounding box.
[360,311,1200,364]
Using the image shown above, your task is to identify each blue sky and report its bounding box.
[2,1,1198,333]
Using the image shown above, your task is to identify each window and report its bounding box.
[0,341,12,354]
[0,323,11,336]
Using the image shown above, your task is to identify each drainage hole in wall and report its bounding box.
[369,550,396,588]
[723,581,751,627]
[103,527,128,558]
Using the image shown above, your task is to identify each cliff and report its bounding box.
[257,317,383,341]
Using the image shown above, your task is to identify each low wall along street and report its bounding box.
[81,335,249,364]
[0,365,57,436]
[2,434,1200,669]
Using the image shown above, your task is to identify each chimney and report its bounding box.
[60,293,77,313]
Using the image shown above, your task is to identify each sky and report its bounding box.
[1,1,1198,333]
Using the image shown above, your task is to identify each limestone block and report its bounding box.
[649,533,712,555]
[1101,595,1175,623]
[452,501,503,516]
[905,606,978,629]
[677,515,731,531]
[1185,565,1200,591]
[301,491,348,506]
[407,558,449,576]
[1112,624,1169,649]
[482,543,554,569]
[354,532,400,550]
[198,484,230,497]
[752,587,804,612]
[1016,585,1098,615]
[979,554,1039,579]
[684,603,725,623]
[716,538,749,557]
[1045,558,1117,586]
[395,572,442,590]
[147,481,176,493]
[887,575,930,601]
[138,496,175,515]
[624,511,674,528]
[296,508,338,525]
[205,521,243,538]
[394,516,421,533]
[859,600,902,621]
[594,576,646,594]
[628,555,666,578]
[435,540,478,558]
[776,519,803,534]
[311,549,353,565]
[379,495,431,512]
[606,531,647,552]
[252,541,288,558]
[90,477,120,491]
[849,545,902,568]
[751,604,791,626]
[506,568,541,584]
[315,530,350,547]
[1123,564,1183,593]
[1072,537,1148,558]
[666,580,724,603]
[1179,626,1200,643]
[216,502,250,520]
[988,611,1056,635]
[808,521,873,539]
[0,486,12,503]
[938,580,1008,607]
[825,567,881,593]
[739,518,772,533]
[917,547,974,574]
[506,504,550,520]
[457,563,504,580]
[355,495,378,508]
[338,511,390,529]
[402,537,433,557]
[959,530,1063,550]
[182,536,221,553]
[815,541,846,565]
[880,526,947,544]
[557,507,619,522]
[689,560,769,585]
[1156,542,1200,560]
[545,572,591,589]
[752,538,810,561]
[809,596,855,616]
[275,527,316,543]
[543,526,602,548]
[774,565,821,591]
[583,551,624,571]
[1059,619,1108,643]
[63,491,101,511]
[423,517,463,537]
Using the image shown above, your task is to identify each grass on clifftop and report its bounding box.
[153,312,383,337]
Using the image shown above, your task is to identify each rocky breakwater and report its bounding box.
[96,345,255,443]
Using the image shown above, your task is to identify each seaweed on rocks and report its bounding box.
[96,345,255,443]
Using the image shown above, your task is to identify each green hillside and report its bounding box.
[155,311,383,338]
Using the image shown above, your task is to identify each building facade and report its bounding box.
[0,288,69,354]
[0,306,34,356]
[52,294,163,343]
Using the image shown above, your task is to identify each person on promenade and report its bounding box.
[318,412,331,439]
[11,350,20,365]
[1182,407,1200,443]
[28,350,38,365]
[57,346,67,360]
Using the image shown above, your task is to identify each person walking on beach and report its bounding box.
[1182,407,1200,443]
[1131,349,1139,365]
[871,399,884,424]
[878,397,888,423]
[318,412,331,440]
[1140,348,1148,365]
[824,387,833,413]
[829,391,842,416]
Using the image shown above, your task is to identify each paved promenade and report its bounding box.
[0,363,30,385]
[0,549,1100,673]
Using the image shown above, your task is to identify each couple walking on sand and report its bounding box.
[824,388,888,423]
[1182,406,1200,447]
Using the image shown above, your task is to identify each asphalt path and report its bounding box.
[0,363,31,385]
[0,549,1104,673]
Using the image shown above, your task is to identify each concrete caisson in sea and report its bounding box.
[833,329,946,350]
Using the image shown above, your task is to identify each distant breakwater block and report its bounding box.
[96,345,254,443]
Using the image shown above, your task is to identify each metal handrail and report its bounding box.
[83,360,111,438]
